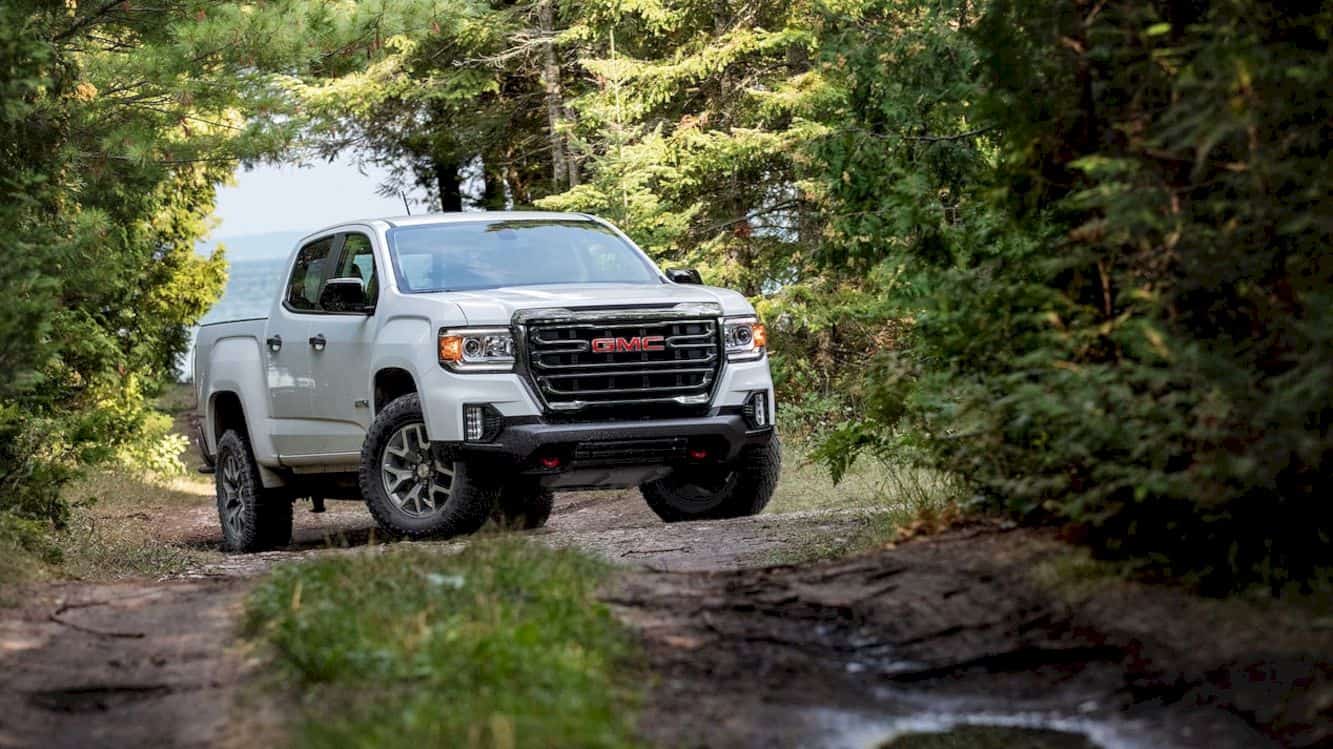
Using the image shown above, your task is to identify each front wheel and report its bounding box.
[641,437,782,523]
[492,479,555,530]
[359,393,497,539]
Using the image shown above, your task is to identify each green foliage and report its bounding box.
[549,0,823,294]
[759,0,996,479]
[966,0,1331,589]
[824,0,1332,590]
[5,0,1326,592]
[246,538,642,748]
[0,2,228,529]
[114,410,190,478]
[0,511,62,592]
[813,0,993,269]
[276,0,1332,588]
[1,1,451,531]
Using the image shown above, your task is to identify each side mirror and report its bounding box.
[666,267,703,285]
[320,277,372,313]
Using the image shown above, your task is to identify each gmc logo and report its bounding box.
[591,335,665,353]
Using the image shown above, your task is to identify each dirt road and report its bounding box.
[0,492,871,748]
[1,491,1328,748]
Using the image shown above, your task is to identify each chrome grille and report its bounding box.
[525,317,721,410]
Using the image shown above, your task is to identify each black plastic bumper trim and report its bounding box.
[447,412,773,469]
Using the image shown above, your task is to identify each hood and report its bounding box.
[437,282,754,324]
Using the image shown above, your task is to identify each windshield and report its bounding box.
[386,219,661,293]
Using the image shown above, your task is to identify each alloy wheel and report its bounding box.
[219,450,247,537]
[380,422,454,517]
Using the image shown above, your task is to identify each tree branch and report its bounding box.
[694,199,802,237]
[904,126,994,142]
[52,0,129,43]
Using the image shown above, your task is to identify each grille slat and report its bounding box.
[533,352,717,370]
[542,367,715,380]
[526,317,721,411]
[542,376,716,396]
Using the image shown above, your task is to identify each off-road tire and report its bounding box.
[359,393,497,539]
[216,429,293,552]
[492,479,555,530]
[641,437,782,523]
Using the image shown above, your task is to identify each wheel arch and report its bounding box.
[207,388,288,488]
[209,390,251,447]
[373,367,419,416]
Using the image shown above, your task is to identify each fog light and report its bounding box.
[539,455,562,469]
[689,448,708,460]
[743,391,769,429]
[464,405,485,441]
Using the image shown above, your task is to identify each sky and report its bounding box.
[209,153,431,240]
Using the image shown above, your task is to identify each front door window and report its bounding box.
[285,237,335,312]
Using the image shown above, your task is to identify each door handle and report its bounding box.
[309,334,327,351]
[266,335,282,352]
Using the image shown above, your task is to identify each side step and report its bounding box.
[197,464,216,475]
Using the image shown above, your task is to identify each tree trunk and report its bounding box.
[481,154,506,210]
[538,0,568,190]
[435,159,462,212]
[567,133,581,187]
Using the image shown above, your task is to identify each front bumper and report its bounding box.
[415,355,775,443]
[443,408,774,476]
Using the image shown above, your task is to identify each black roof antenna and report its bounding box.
[401,191,411,216]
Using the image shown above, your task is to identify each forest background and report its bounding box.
[1,0,1327,591]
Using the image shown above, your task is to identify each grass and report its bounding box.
[762,442,964,563]
[0,468,219,598]
[0,514,60,604]
[0,383,219,596]
[244,537,644,749]
[54,470,219,580]
[1030,543,1333,624]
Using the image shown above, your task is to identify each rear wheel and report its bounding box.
[492,479,555,530]
[215,429,292,552]
[641,437,781,523]
[360,394,496,538]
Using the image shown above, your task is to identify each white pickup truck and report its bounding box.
[194,212,779,551]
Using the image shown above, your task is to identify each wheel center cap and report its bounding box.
[415,463,432,479]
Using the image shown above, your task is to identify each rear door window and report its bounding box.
[285,237,335,312]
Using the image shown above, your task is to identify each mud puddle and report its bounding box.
[880,724,1096,749]
[816,708,1142,749]
[620,527,1324,748]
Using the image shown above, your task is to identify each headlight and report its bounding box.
[439,327,515,372]
[724,316,767,362]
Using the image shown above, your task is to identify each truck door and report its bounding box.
[303,230,380,458]
[264,234,335,457]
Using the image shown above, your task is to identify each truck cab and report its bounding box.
[194,212,779,551]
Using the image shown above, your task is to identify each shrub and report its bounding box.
[0,3,226,531]
[830,0,1331,591]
